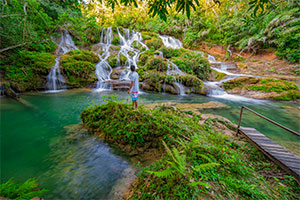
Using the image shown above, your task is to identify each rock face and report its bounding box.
[222,77,300,101]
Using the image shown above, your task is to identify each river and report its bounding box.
[1,89,299,199]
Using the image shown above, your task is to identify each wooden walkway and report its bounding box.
[239,127,300,182]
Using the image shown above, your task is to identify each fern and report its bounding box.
[146,167,174,178]
[193,162,220,172]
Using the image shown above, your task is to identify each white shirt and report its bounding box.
[129,71,139,92]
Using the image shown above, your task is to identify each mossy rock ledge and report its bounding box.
[222,77,300,101]
[1,51,56,92]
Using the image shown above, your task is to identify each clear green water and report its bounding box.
[1,89,299,198]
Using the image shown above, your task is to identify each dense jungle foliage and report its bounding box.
[85,0,300,63]
[0,0,299,93]
[81,96,300,200]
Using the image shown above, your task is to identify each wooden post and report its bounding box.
[236,106,244,136]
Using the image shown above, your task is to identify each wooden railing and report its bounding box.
[236,105,300,137]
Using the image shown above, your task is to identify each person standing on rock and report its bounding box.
[128,65,139,109]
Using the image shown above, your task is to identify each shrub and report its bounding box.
[160,47,187,59]
[171,50,211,80]
[146,57,168,72]
[145,37,163,50]
[81,96,198,147]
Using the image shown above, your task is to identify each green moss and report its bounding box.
[107,54,118,68]
[112,35,120,45]
[214,70,227,81]
[66,50,99,63]
[177,74,203,89]
[61,50,99,88]
[110,46,121,52]
[222,77,259,90]
[141,31,158,40]
[145,37,163,50]
[138,49,155,66]
[171,50,211,80]
[160,47,188,59]
[223,77,300,101]
[142,70,175,92]
[119,54,127,66]
[249,78,299,93]
[146,57,168,72]
[2,50,55,92]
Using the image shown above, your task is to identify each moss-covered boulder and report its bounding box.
[177,74,206,94]
[160,47,188,59]
[140,70,175,93]
[137,49,155,66]
[145,37,163,50]
[222,77,300,101]
[145,57,168,72]
[141,32,163,50]
[1,50,55,92]
[208,69,227,81]
[61,50,99,88]
[162,48,211,80]
[107,54,118,68]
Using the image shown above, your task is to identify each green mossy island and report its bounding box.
[80,98,300,199]
[61,50,99,88]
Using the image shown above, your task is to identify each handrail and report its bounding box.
[236,105,300,137]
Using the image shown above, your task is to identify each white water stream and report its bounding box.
[46,30,78,92]
[94,27,113,92]
[205,57,264,102]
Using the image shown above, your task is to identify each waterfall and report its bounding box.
[159,35,183,49]
[46,30,78,92]
[207,54,221,64]
[166,60,186,95]
[204,55,264,102]
[94,27,114,92]
[117,28,148,80]
[46,57,66,91]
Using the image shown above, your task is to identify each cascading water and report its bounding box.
[207,54,221,64]
[94,27,113,91]
[166,60,186,95]
[157,38,186,95]
[46,57,66,91]
[117,28,148,80]
[204,55,264,102]
[159,35,183,49]
[46,30,78,92]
